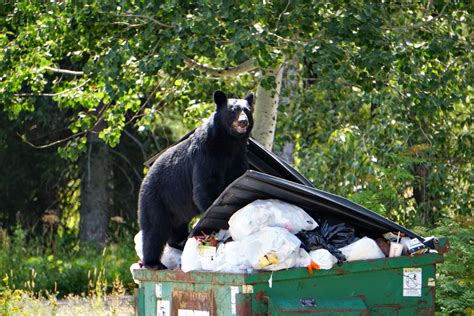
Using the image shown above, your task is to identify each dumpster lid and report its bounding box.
[144,131,422,240]
[246,139,314,187]
[191,170,423,240]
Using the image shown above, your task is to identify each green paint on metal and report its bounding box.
[142,282,157,316]
[133,253,443,315]
[268,296,369,315]
[135,287,145,316]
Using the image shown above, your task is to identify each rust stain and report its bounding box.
[335,268,349,275]
[434,238,450,255]
[171,290,217,316]
[354,294,367,301]
[236,294,252,316]
[169,271,196,283]
[424,284,436,301]
[415,307,435,315]
[255,291,266,302]
[416,299,429,305]
[373,304,402,311]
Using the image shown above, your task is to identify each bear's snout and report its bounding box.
[238,111,249,127]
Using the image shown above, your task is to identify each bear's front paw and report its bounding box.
[144,262,168,270]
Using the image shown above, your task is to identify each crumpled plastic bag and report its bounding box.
[212,241,250,273]
[228,199,318,241]
[309,249,337,270]
[212,227,308,272]
[130,262,142,284]
[181,238,201,272]
[181,238,218,272]
[133,231,182,270]
[339,237,385,261]
[134,231,144,260]
[240,227,303,271]
[161,244,182,270]
[297,221,356,263]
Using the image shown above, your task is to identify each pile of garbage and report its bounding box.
[131,199,434,279]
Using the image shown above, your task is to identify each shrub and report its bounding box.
[414,216,474,314]
[0,224,137,298]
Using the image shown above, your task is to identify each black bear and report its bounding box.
[138,90,254,269]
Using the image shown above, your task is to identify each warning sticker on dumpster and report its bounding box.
[403,268,422,297]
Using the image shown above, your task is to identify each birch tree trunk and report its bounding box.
[251,65,284,151]
[279,58,299,163]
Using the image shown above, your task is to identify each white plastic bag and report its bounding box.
[216,229,231,242]
[309,249,337,270]
[134,231,144,260]
[240,227,303,271]
[130,262,142,284]
[339,237,385,262]
[181,238,202,272]
[134,231,183,270]
[228,199,318,240]
[213,233,310,273]
[161,245,182,270]
[181,238,218,272]
[295,248,312,268]
[212,241,250,273]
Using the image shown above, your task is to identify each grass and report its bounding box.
[1,289,134,316]
[0,225,137,298]
[0,224,138,315]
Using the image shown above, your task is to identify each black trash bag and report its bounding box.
[297,221,357,263]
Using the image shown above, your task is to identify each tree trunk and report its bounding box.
[278,58,299,164]
[413,163,433,226]
[79,136,109,247]
[252,65,284,151]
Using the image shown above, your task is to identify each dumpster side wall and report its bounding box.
[135,254,441,315]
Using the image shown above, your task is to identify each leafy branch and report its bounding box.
[37,66,84,76]
[18,102,111,149]
[183,56,257,77]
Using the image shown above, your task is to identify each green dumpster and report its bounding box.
[134,238,448,315]
[139,138,449,315]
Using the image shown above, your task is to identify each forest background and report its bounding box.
[0,1,472,314]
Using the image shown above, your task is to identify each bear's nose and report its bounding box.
[238,112,248,126]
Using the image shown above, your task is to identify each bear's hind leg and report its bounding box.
[167,223,190,250]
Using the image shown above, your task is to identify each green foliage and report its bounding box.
[0,2,472,313]
[0,0,261,160]
[0,224,137,298]
[275,1,472,225]
[414,217,474,314]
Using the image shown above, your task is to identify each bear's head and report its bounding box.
[213,90,254,138]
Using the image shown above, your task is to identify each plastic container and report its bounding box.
[389,242,404,257]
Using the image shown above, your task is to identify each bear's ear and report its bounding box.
[245,92,254,107]
[213,90,227,109]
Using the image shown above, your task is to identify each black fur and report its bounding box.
[138,91,254,269]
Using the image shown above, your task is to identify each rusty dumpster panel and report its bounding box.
[171,290,217,315]
[134,253,442,315]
